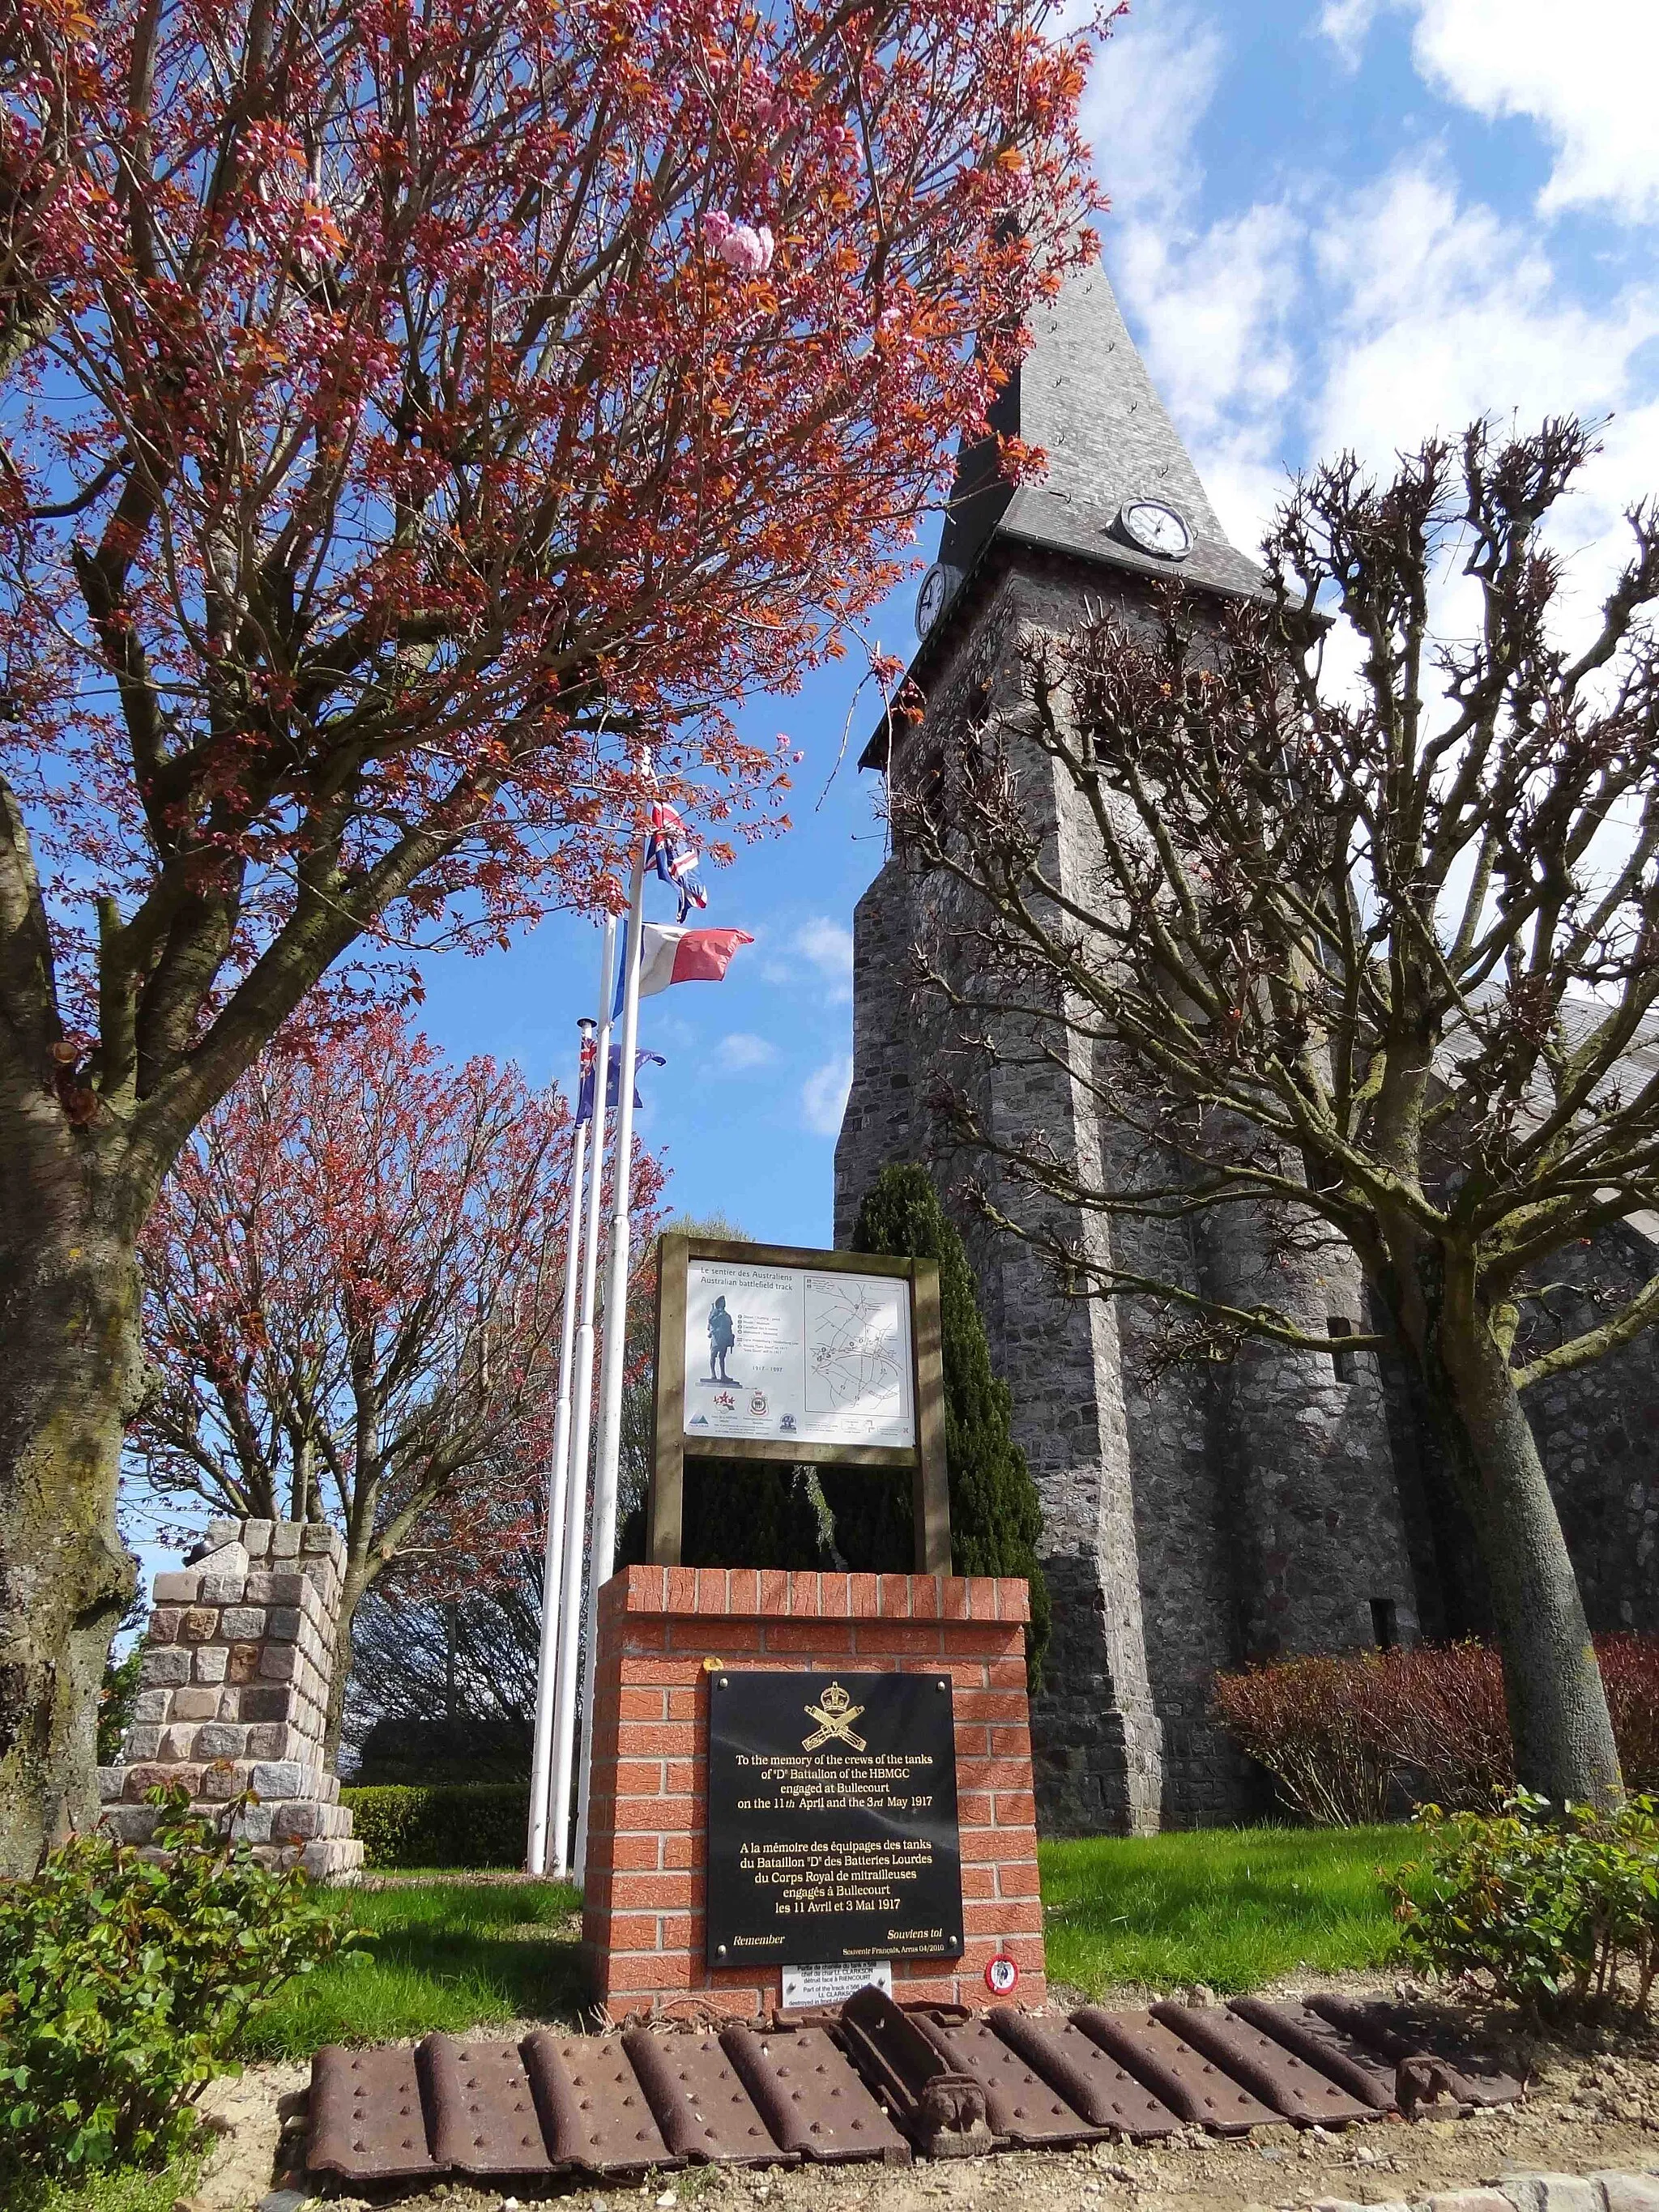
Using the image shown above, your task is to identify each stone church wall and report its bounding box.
[837,565,1420,1833]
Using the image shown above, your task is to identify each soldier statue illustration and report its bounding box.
[707,1294,736,1383]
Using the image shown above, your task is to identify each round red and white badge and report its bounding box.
[984,1954,1019,1997]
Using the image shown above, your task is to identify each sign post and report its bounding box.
[649,1234,950,1573]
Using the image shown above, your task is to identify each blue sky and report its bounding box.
[410,0,1659,1251]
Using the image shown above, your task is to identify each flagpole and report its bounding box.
[522,1020,595,1876]
[548,916,616,1880]
[573,812,650,1885]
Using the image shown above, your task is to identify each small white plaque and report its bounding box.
[780,1959,893,2010]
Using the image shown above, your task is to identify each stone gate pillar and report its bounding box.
[98,1516,364,1881]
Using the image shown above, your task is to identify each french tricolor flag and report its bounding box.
[621,923,755,1008]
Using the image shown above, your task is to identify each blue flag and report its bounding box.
[577,1042,665,1124]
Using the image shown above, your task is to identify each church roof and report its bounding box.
[861,254,1263,769]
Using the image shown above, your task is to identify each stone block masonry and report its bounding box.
[581,1564,1045,2022]
[99,1517,364,1882]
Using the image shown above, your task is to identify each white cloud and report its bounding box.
[791,917,855,1002]
[1079,6,1659,613]
[1080,3,1303,554]
[1081,1,1224,226]
[1311,164,1659,457]
[714,1032,777,1074]
[1319,0,1659,221]
[800,1054,852,1138]
[1317,0,1384,64]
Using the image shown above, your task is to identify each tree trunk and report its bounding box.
[0,1122,143,1873]
[1426,1295,1623,1808]
[323,1549,375,1771]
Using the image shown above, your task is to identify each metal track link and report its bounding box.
[720,2022,913,2163]
[1226,1997,1400,2111]
[1307,1995,1526,2109]
[624,2027,798,2165]
[987,2008,1186,2137]
[836,1988,996,2157]
[522,2029,676,2175]
[1072,2008,1280,2133]
[419,2033,558,2179]
[1149,2006,1373,2127]
[309,2044,438,2183]
[907,2009,1107,2148]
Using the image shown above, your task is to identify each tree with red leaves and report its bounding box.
[0,0,1100,1862]
[127,1006,663,1764]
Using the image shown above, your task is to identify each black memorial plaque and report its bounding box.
[706,1669,962,1968]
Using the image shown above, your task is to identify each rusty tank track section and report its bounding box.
[307,1995,1524,2189]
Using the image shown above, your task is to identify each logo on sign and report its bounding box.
[748,1389,767,1416]
[714,1391,736,1411]
[984,1954,1019,1997]
[801,1681,867,1752]
[780,1412,797,1433]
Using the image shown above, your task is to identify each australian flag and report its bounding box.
[645,802,709,923]
[576,1042,666,1125]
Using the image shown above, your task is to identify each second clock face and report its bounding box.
[1117,500,1192,560]
[915,562,956,639]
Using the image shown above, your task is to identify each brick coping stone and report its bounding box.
[580,1565,1044,2022]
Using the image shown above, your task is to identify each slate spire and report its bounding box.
[936,254,1260,602]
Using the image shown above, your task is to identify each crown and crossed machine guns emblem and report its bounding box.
[801,1681,867,1752]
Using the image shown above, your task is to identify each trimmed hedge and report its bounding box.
[342,1782,531,1869]
[1213,1634,1659,1825]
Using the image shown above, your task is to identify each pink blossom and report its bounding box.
[702,210,774,275]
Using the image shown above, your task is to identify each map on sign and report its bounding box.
[805,1277,906,1421]
[684,1258,915,1449]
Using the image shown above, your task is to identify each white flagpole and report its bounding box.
[523,1019,595,1876]
[548,918,617,1880]
[573,820,650,1884]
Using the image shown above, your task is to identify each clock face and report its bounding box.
[1117,500,1192,560]
[915,562,956,640]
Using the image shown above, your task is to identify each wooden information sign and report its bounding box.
[705,1668,964,1968]
[649,1234,950,1571]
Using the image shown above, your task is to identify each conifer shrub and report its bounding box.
[825,1162,1051,1687]
[613,1462,827,1573]
[1214,1636,1659,1823]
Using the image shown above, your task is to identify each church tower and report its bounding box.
[834,258,1430,1832]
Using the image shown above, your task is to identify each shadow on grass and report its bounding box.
[243,1879,586,2060]
[1038,1823,1414,1998]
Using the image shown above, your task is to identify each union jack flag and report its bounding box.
[645,802,709,923]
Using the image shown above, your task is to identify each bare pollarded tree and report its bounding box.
[895,418,1659,1809]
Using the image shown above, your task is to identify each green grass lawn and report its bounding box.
[1038,1824,1414,1997]
[11,2158,208,2212]
[236,1827,1411,2057]
[242,1877,582,2061]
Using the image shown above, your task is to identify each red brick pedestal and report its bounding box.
[581,1566,1046,2020]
